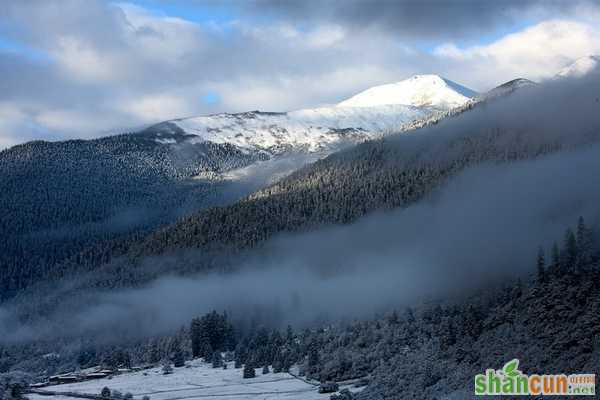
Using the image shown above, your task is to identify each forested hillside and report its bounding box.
[0,125,272,300]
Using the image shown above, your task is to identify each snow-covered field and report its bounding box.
[29,361,358,400]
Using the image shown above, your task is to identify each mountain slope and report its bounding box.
[556,55,600,78]
[478,78,536,100]
[336,75,477,109]
[0,129,271,300]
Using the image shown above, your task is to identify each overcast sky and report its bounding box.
[1,0,600,149]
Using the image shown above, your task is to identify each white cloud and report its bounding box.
[53,36,123,82]
[121,93,196,121]
[433,19,600,88]
[306,25,346,48]
[35,108,105,132]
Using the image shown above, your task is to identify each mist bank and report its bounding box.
[3,140,600,343]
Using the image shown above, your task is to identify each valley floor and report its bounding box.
[28,360,359,400]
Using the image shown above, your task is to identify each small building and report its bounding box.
[51,375,79,384]
[353,377,370,388]
[84,373,109,380]
[319,382,339,393]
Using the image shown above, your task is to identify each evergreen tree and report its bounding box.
[272,359,282,373]
[162,361,173,375]
[262,365,270,374]
[286,325,294,345]
[577,216,593,268]
[199,337,213,361]
[190,318,202,358]
[101,387,111,398]
[234,356,243,369]
[211,352,223,368]
[172,346,185,368]
[243,363,256,379]
[551,242,560,269]
[308,342,320,376]
[563,228,578,269]
[537,246,546,283]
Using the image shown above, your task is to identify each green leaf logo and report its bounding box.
[502,359,520,377]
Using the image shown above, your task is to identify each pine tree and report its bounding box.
[211,352,222,368]
[308,342,320,376]
[537,246,546,283]
[101,387,111,398]
[199,337,213,361]
[162,361,173,375]
[286,325,294,345]
[551,242,560,269]
[172,346,185,368]
[190,318,202,358]
[577,216,593,268]
[563,228,578,270]
[243,363,256,379]
[272,357,282,373]
[234,356,243,369]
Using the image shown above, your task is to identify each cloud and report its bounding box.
[1,0,600,149]
[122,93,197,121]
[249,0,591,40]
[433,19,600,88]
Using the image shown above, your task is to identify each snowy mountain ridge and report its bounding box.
[556,55,600,78]
[171,104,433,155]
[166,74,478,158]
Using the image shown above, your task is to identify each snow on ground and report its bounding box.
[29,360,359,400]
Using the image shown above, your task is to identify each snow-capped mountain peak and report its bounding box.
[479,78,536,100]
[556,55,600,78]
[336,74,477,109]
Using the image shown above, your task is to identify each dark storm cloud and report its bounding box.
[250,0,584,39]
